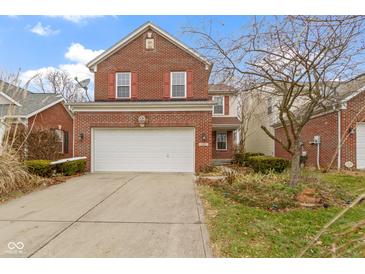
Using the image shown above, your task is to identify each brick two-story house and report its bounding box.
[71,22,240,173]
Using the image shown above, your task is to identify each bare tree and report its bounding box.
[31,70,90,102]
[187,16,365,186]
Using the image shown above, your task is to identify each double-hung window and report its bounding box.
[213,96,224,115]
[171,72,186,98]
[216,132,227,150]
[116,72,131,98]
[54,129,64,154]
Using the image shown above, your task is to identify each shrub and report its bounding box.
[246,155,290,173]
[24,160,53,177]
[55,159,86,176]
[234,152,264,166]
[4,127,63,161]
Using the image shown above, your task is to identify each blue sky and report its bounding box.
[0,15,255,96]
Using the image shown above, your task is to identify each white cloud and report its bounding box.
[20,43,104,98]
[21,64,92,84]
[29,22,60,36]
[48,16,101,24]
[65,43,104,64]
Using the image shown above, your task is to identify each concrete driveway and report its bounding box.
[0,173,211,258]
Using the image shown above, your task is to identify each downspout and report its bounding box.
[316,141,320,170]
[337,109,341,171]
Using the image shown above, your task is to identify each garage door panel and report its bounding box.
[93,128,194,172]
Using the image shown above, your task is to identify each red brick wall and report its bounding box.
[341,91,365,168]
[74,111,212,172]
[275,112,339,168]
[212,130,234,159]
[94,28,210,101]
[28,102,73,158]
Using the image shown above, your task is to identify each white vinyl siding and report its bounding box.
[93,128,194,172]
[171,72,186,98]
[116,72,131,98]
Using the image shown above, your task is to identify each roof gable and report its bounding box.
[87,22,212,70]
[0,80,65,118]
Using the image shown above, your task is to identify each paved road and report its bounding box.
[0,173,211,257]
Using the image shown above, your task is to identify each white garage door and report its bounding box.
[356,123,365,169]
[92,128,195,172]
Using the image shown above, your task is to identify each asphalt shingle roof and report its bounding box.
[208,83,236,95]
[0,80,63,117]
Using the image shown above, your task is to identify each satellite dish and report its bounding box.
[79,79,90,88]
[75,77,90,90]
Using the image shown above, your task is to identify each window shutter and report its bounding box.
[64,131,69,154]
[108,72,115,99]
[224,96,229,115]
[131,72,138,99]
[187,70,193,98]
[163,72,170,98]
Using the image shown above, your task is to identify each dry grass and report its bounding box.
[197,169,357,210]
[0,150,47,196]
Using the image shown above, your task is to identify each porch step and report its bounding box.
[212,159,232,166]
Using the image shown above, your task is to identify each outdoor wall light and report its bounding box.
[79,133,84,141]
[201,133,207,142]
[348,127,356,135]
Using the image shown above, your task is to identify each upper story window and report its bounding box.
[213,96,224,115]
[267,97,273,114]
[116,72,131,98]
[171,72,186,98]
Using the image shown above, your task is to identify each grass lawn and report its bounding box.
[198,169,365,258]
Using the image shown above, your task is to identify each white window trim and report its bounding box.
[212,95,225,116]
[216,131,228,151]
[170,71,187,99]
[115,72,131,99]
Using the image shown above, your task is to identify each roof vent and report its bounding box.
[145,31,155,50]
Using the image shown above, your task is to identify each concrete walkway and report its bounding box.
[0,173,211,258]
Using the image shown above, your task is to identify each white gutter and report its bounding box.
[69,101,214,112]
[0,92,22,106]
[212,124,240,129]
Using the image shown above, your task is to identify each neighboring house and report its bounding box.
[70,22,240,173]
[243,74,365,170]
[0,80,74,158]
[274,75,365,170]
[209,83,240,163]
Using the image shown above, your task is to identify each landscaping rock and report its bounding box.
[296,188,322,207]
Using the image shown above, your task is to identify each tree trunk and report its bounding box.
[289,141,301,187]
[238,128,246,153]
